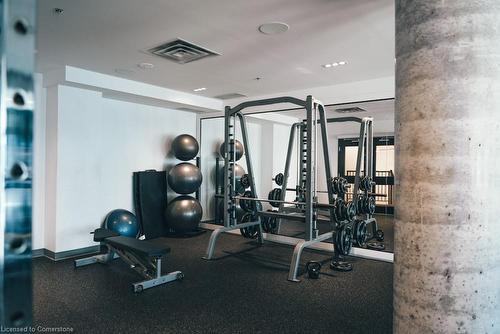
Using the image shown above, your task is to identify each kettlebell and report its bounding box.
[305,261,322,279]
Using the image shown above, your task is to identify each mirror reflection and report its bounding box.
[200,98,394,253]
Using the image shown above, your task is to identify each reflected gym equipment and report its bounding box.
[168,162,203,194]
[330,177,349,196]
[165,196,203,233]
[218,163,246,194]
[172,134,199,161]
[0,0,36,327]
[353,220,368,247]
[239,213,260,239]
[375,229,385,241]
[104,209,140,238]
[268,188,283,207]
[219,139,244,161]
[239,190,262,213]
[273,173,284,186]
[217,199,245,222]
[261,210,278,233]
[240,173,250,189]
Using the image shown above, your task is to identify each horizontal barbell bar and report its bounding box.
[233,195,337,209]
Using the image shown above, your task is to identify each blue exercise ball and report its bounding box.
[104,209,139,237]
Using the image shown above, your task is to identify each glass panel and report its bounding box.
[375,145,394,205]
[344,146,364,175]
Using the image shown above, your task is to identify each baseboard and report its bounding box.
[32,249,45,258]
[32,245,102,261]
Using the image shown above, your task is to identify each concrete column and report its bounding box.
[395,1,500,333]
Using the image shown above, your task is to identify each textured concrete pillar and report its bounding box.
[395,1,500,333]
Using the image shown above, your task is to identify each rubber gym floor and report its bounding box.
[33,231,393,334]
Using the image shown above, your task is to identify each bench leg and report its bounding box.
[132,259,184,293]
[74,251,118,268]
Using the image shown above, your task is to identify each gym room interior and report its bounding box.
[0,0,498,333]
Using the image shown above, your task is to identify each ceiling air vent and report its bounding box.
[334,106,366,114]
[148,38,220,64]
[214,93,247,100]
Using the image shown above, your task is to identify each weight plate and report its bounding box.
[366,242,385,251]
[268,188,282,208]
[330,261,353,272]
[274,173,284,186]
[346,202,357,221]
[240,190,253,212]
[239,213,259,239]
[262,210,278,233]
[367,196,376,214]
[335,224,353,256]
[354,220,368,247]
[240,174,250,189]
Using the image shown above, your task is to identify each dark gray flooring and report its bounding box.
[33,232,393,334]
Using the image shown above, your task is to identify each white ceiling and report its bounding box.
[37,0,394,98]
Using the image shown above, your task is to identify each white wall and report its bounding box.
[43,86,58,252]
[42,84,197,252]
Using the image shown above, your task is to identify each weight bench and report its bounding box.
[74,228,183,293]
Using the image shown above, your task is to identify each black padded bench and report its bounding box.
[75,228,183,292]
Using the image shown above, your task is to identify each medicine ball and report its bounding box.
[219,140,244,161]
[104,209,139,237]
[168,163,203,194]
[172,134,199,161]
[165,196,203,232]
[218,163,246,194]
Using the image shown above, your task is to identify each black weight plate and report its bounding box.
[367,242,385,251]
[330,261,353,272]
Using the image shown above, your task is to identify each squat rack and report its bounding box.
[270,116,381,254]
[203,95,337,282]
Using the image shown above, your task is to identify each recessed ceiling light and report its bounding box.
[193,87,207,92]
[322,61,348,68]
[137,62,154,70]
[258,22,289,35]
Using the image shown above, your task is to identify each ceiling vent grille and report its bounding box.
[214,93,247,100]
[334,106,366,114]
[148,38,220,64]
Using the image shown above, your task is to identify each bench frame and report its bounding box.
[75,241,183,293]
